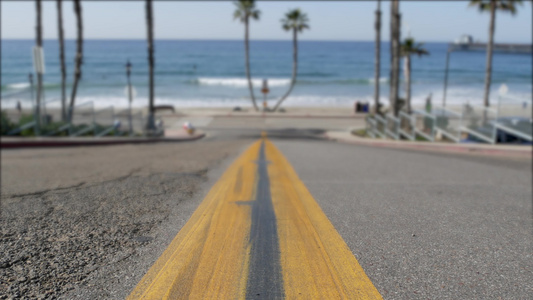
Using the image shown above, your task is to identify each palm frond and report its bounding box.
[469,0,523,14]
[233,0,260,22]
[401,37,429,57]
[281,8,310,32]
[233,10,243,21]
[251,10,260,20]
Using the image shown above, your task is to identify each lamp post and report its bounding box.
[126,60,133,136]
[442,47,452,108]
[29,73,35,108]
[261,79,269,111]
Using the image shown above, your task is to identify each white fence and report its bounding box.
[365,95,532,144]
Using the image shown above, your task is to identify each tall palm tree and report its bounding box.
[272,9,309,112]
[374,0,382,115]
[234,0,260,111]
[389,0,401,116]
[35,0,43,134]
[146,0,156,131]
[401,37,429,114]
[469,0,522,107]
[68,0,83,122]
[57,0,67,121]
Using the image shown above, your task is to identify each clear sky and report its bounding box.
[1,1,531,43]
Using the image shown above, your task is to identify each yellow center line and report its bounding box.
[128,141,260,299]
[128,138,382,299]
[265,139,382,299]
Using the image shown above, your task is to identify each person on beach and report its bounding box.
[425,93,432,113]
[16,100,21,116]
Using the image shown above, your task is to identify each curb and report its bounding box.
[324,132,532,159]
[0,133,205,149]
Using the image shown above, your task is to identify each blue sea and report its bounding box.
[1,39,531,108]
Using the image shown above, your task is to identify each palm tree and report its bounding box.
[401,37,429,114]
[374,0,382,115]
[57,0,67,121]
[68,0,83,122]
[389,0,401,116]
[145,0,156,131]
[233,0,260,111]
[35,0,43,134]
[469,0,523,108]
[272,9,309,112]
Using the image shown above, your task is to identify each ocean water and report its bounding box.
[1,39,531,108]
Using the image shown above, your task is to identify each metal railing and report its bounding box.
[2,88,37,135]
[431,106,462,142]
[93,106,117,137]
[460,104,498,144]
[495,95,532,142]
[365,115,376,138]
[398,111,415,141]
[69,101,96,136]
[412,109,435,142]
[363,93,531,145]
[2,80,150,138]
[385,114,400,140]
[374,114,387,139]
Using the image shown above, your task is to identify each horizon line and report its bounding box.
[2,38,530,44]
[0,38,453,44]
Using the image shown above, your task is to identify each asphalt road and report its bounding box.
[2,122,531,299]
[274,139,532,299]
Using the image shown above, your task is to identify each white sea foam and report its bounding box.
[2,88,530,110]
[368,77,389,84]
[6,82,30,89]
[196,77,291,87]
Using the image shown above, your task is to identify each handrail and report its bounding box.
[494,122,533,141]
[94,106,114,115]
[7,121,36,135]
[412,109,435,118]
[432,106,461,117]
[71,124,95,137]
[44,123,71,136]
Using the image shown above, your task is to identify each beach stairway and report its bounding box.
[365,96,532,144]
[1,88,143,137]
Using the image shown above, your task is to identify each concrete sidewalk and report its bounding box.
[325,130,532,159]
[166,112,366,119]
[0,129,204,149]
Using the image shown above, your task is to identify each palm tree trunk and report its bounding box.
[483,2,496,108]
[68,0,83,123]
[146,0,156,130]
[273,28,298,111]
[405,55,411,114]
[35,0,42,134]
[389,0,401,117]
[244,18,258,111]
[57,0,67,122]
[374,0,381,115]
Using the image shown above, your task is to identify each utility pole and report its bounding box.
[126,60,133,136]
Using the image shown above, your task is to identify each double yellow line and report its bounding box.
[128,138,381,299]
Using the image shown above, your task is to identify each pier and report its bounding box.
[449,42,532,54]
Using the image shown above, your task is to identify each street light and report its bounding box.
[126,60,133,136]
[442,46,453,108]
[261,79,269,111]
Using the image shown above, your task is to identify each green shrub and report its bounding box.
[17,114,36,136]
[1,111,14,135]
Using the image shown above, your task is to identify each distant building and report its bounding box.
[453,35,474,45]
[449,34,531,54]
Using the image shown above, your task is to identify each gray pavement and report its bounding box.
[2,116,531,299]
[273,139,532,299]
